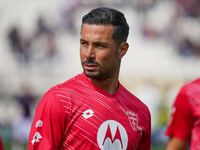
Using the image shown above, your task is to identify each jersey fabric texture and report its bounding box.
[28,73,151,150]
[165,78,200,150]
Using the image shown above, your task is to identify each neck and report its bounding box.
[89,76,119,95]
[86,64,121,95]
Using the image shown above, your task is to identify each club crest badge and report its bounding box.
[128,111,138,131]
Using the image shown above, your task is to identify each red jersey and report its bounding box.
[0,135,3,150]
[28,73,151,150]
[165,78,200,149]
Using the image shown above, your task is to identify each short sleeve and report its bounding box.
[165,86,193,141]
[28,91,66,150]
[137,108,151,150]
[0,134,3,150]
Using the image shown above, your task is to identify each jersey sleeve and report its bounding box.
[137,107,151,150]
[165,86,193,141]
[0,134,3,150]
[28,90,67,150]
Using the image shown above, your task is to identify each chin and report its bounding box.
[84,71,96,78]
[84,71,101,79]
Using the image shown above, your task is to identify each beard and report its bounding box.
[82,58,119,80]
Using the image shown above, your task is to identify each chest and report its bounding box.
[62,96,144,150]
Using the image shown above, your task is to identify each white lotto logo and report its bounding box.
[82,109,94,119]
[35,120,43,128]
[31,132,42,145]
[97,120,128,150]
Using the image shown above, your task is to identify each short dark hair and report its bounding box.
[82,7,129,45]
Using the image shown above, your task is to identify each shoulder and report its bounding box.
[48,73,86,96]
[184,78,200,93]
[177,78,200,101]
[53,73,85,90]
[120,85,149,108]
[119,85,151,138]
[39,73,86,106]
[119,85,151,118]
[181,78,200,91]
[35,74,86,116]
[173,78,200,111]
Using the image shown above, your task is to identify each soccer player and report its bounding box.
[165,78,200,150]
[28,7,151,150]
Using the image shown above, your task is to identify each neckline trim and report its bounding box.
[80,72,121,98]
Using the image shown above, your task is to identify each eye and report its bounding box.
[95,44,107,49]
[80,41,88,47]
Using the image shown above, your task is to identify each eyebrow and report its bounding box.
[94,41,109,46]
[80,39,109,46]
[80,39,87,42]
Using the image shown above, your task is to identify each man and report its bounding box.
[165,78,200,150]
[28,7,151,150]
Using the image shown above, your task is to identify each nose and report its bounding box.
[86,45,95,59]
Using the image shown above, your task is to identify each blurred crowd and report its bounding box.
[7,15,58,65]
[0,0,200,150]
[139,0,200,57]
[6,0,200,69]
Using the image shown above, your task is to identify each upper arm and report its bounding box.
[166,137,187,150]
[166,87,193,141]
[28,91,67,150]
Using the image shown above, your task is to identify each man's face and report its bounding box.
[80,23,120,80]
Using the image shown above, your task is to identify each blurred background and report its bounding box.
[0,0,200,149]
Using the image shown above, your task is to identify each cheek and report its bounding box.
[80,48,85,60]
[95,52,106,62]
[98,53,115,65]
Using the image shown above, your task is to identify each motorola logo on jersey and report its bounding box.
[97,120,128,150]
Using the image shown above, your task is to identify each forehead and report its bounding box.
[81,24,114,41]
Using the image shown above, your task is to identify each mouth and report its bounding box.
[82,59,99,71]
[84,63,98,71]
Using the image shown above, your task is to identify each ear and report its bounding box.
[118,42,129,59]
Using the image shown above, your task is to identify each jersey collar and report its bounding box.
[80,72,121,98]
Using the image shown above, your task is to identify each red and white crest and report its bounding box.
[128,111,138,131]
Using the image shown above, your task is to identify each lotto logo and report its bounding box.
[35,120,43,128]
[31,132,42,145]
[82,109,94,119]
